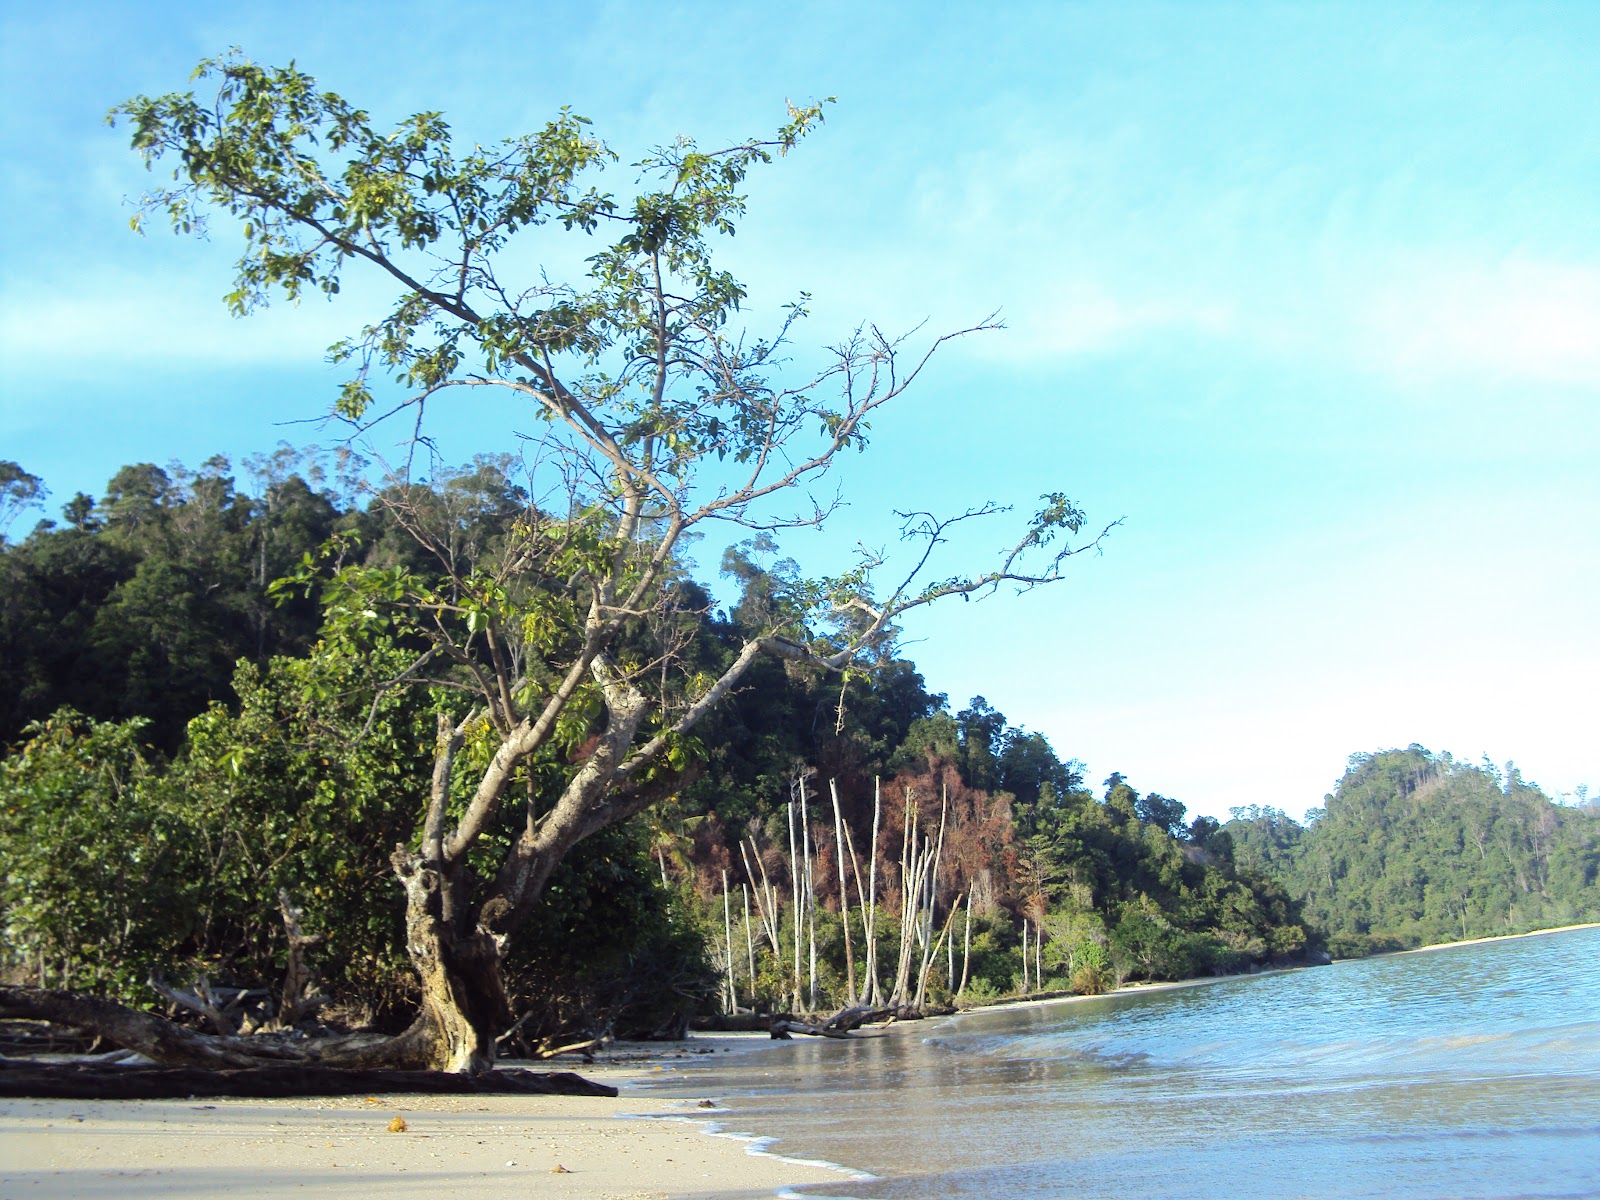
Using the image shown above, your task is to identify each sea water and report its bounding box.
[646,925,1600,1199]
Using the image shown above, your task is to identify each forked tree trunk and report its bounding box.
[394,852,514,1076]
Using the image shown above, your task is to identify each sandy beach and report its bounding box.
[0,1045,849,1200]
[1395,921,1600,955]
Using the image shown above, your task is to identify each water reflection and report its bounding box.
[649,927,1600,1199]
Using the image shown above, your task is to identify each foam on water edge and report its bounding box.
[614,1103,879,1197]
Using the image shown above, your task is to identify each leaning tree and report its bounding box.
[10,53,1108,1074]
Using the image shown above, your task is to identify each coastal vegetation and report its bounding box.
[10,451,1591,1070]
[3,52,1246,1077]
[1226,747,1600,956]
[1,48,1139,1077]
[1,451,1312,1064]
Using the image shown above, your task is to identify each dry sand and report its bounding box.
[0,1049,851,1200]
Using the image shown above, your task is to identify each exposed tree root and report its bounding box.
[0,986,434,1071]
[0,986,618,1098]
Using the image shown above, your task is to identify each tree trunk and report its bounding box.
[788,800,803,1010]
[394,851,513,1076]
[958,891,972,997]
[831,780,857,1004]
[866,777,881,1004]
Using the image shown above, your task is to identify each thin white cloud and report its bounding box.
[0,271,355,374]
[790,101,1600,392]
[1355,256,1600,388]
[994,284,1237,358]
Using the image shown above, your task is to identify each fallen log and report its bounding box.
[769,1019,856,1040]
[0,1058,617,1100]
[821,1005,894,1032]
[0,1019,97,1057]
[768,1007,896,1040]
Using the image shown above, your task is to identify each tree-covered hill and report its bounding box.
[1227,747,1600,956]
[0,450,348,750]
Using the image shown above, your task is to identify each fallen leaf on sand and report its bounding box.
[387,1116,408,1133]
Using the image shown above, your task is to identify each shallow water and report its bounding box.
[646,926,1600,1199]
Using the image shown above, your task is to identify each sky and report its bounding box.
[2,1,1596,820]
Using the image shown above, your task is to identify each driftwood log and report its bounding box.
[768,1004,905,1040]
[0,985,426,1070]
[0,1059,616,1099]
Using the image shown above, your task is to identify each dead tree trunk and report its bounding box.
[841,813,871,1003]
[276,889,326,1028]
[788,800,803,1010]
[959,891,973,997]
[914,893,963,1012]
[722,870,736,1012]
[743,884,757,993]
[800,776,817,1011]
[890,788,919,1006]
[831,780,857,1004]
[740,839,783,960]
[866,777,882,1005]
[912,787,949,1005]
[0,1058,617,1100]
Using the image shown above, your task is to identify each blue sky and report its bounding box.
[2,2,1596,818]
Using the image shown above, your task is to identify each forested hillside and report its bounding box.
[2,454,1313,1049]
[0,449,347,750]
[1227,747,1600,956]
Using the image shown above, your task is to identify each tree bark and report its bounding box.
[393,850,513,1075]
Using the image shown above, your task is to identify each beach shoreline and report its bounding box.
[0,965,1318,1198]
[1384,920,1600,956]
[10,923,1596,1199]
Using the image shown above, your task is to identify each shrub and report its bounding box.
[1070,964,1109,995]
[960,977,1002,1004]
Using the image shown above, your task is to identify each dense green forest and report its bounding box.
[1226,748,1600,956]
[2,454,1313,1049]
